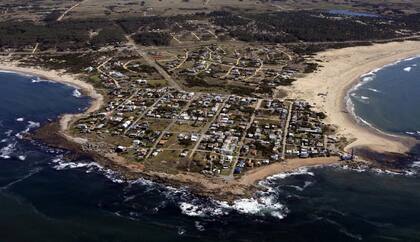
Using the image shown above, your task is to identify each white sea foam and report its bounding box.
[404,170,417,176]
[266,167,315,180]
[285,181,314,191]
[4,130,13,137]
[340,164,369,173]
[31,76,53,83]
[177,227,186,236]
[18,155,26,161]
[51,156,125,183]
[403,67,412,72]
[352,82,365,90]
[232,197,288,219]
[367,88,381,93]
[15,121,41,139]
[194,221,205,232]
[371,168,403,176]
[346,96,401,139]
[0,142,16,159]
[21,121,40,133]
[50,153,291,220]
[350,94,370,104]
[0,70,18,74]
[361,75,375,82]
[179,194,288,219]
[53,161,97,170]
[129,177,155,187]
[176,171,291,219]
[179,202,228,217]
[340,163,418,177]
[16,117,24,122]
[410,161,420,168]
[349,55,420,97]
[72,89,82,98]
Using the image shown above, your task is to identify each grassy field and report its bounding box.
[1,0,419,22]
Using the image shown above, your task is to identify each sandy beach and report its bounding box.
[239,156,339,185]
[288,41,420,154]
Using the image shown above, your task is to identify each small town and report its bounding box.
[0,15,343,178]
[71,53,339,177]
[2,1,420,240]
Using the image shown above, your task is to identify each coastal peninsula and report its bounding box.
[1,5,420,201]
[2,39,419,201]
[4,1,420,241]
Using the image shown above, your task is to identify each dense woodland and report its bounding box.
[0,19,125,50]
[0,11,419,50]
[116,13,206,33]
[210,11,411,43]
[132,32,172,46]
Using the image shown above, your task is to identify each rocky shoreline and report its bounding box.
[29,121,258,203]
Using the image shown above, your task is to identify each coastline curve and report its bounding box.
[288,41,420,156]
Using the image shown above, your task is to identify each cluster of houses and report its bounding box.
[158,44,298,94]
[69,45,337,176]
[179,93,225,124]
[74,81,338,175]
[285,101,333,159]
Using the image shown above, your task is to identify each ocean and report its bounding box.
[348,56,420,140]
[1,71,420,242]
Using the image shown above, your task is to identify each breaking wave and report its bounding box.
[46,152,420,223]
[338,163,418,177]
[15,121,40,139]
[0,142,17,159]
[51,154,294,220]
[265,167,314,180]
[4,130,13,137]
[346,55,420,141]
[176,168,317,220]
[31,76,53,83]
[403,67,412,72]
[72,89,82,98]
[51,155,125,184]
[367,88,381,93]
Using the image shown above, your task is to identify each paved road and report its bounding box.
[188,96,230,159]
[227,98,263,178]
[281,102,293,160]
[145,95,197,159]
[124,94,167,135]
[124,35,183,91]
[57,1,83,21]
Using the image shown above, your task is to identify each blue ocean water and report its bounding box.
[349,56,420,140]
[1,71,420,242]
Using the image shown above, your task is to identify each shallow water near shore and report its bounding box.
[2,71,420,241]
[348,56,420,141]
